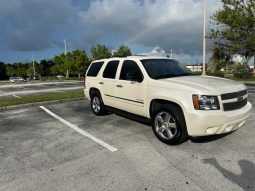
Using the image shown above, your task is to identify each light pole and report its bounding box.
[202,0,207,75]
[32,55,36,77]
[63,39,69,78]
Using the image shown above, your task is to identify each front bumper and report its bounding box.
[185,101,252,136]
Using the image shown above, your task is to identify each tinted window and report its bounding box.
[141,59,193,79]
[120,60,143,81]
[86,62,104,77]
[103,61,119,79]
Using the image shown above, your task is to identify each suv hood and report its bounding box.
[157,75,246,94]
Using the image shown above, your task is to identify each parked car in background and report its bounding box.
[56,75,64,79]
[9,77,27,83]
[9,77,19,83]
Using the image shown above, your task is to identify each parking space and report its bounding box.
[0,81,83,98]
[0,91,255,191]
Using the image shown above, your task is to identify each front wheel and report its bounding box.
[151,103,188,145]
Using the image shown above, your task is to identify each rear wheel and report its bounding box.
[90,92,108,116]
[151,103,188,145]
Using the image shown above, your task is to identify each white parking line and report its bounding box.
[12,94,22,98]
[39,106,117,152]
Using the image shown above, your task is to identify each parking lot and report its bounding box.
[0,81,83,99]
[0,88,255,191]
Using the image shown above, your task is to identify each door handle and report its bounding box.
[99,82,104,84]
[116,84,123,88]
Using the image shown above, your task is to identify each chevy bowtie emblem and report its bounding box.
[237,96,244,102]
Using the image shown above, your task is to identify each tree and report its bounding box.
[52,50,90,78]
[113,44,132,57]
[0,62,7,80]
[6,64,17,77]
[208,44,231,72]
[210,0,255,66]
[65,50,90,78]
[52,54,66,75]
[91,44,112,60]
[40,59,53,76]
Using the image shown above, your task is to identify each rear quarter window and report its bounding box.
[86,61,104,77]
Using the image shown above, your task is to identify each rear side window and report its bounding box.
[103,60,119,79]
[86,61,104,77]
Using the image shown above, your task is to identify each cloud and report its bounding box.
[0,0,223,63]
[78,0,222,55]
[0,0,78,51]
[141,46,205,64]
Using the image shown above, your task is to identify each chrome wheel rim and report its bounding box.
[92,96,101,113]
[154,111,177,140]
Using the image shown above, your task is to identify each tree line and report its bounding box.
[0,44,131,80]
[209,0,255,73]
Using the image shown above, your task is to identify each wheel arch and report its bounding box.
[89,87,101,99]
[149,99,185,118]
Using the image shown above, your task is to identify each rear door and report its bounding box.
[100,60,120,107]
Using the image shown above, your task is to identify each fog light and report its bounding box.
[238,120,245,127]
[225,125,233,132]
[206,126,219,134]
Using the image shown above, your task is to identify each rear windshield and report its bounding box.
[86,61,104,77]
[141,59,193,79]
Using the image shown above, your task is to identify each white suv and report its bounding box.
[84,56,252,145]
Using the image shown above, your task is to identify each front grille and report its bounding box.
[223,98,247,111]
[221,89,247,100]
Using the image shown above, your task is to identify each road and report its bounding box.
[0,88,254,191]
[0,81,83,98]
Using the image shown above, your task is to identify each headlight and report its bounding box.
[192,95,220,110]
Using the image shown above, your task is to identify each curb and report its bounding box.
[244,83,255,86]
[0,97,86,112]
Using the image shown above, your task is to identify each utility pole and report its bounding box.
[63,39,69,78]
[32,55,36,77]
[202,0,207,75]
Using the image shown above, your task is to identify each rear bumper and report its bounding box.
[84,89,90,101]
[185,102,252,136]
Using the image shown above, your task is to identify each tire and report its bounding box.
[90,91,108,116]
[151,103,188,145]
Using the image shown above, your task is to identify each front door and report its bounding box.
[114,60,146,116]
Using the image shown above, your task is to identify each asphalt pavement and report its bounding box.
[0,88,254,191]
[0,81,83,98]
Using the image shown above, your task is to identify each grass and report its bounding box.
[0,90,85,107]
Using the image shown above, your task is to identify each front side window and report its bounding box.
[86,61,104,77]
[120,60,143,82]
[103,60,119,79]
[141,59,193,79]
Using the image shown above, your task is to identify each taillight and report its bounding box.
[84,76,86,88]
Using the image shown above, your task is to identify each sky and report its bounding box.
[0,0,222,64]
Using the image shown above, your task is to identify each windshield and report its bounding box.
[141,59,193,79]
